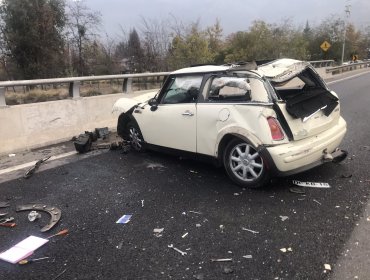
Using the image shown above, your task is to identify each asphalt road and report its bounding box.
[0,71,370,280]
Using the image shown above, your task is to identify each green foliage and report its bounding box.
[0,0,66,79]
[168,23,214,69]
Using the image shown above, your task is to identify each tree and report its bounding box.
[0,0,66,79]
[66,0,101,75]
[126,29,144,72]
[168,22,213,69]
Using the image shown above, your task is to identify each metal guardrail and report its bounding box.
[0,72,170,107]
[309,60,335,68]
[0,60,345,107]
[326,61,369,74]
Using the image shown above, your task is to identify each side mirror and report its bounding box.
[148,98,158,111]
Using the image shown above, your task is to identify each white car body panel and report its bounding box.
[112,91,157,114]
[134,103,197,152]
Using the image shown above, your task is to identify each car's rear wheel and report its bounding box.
[223,138,270,188]
[127,121,145,152]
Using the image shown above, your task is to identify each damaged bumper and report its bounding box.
[260,116,347,176]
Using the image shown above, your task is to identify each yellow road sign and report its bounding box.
[320,41,331,52]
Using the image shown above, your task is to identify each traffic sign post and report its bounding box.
[320,41,331,52]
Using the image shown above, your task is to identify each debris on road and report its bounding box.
[0,201,10,208]
[289,187,306,194]
[0,212,8,217]
[182,232,189,238]
[324,264,332,271]
[153,228,164,237]
[313,199,322,205]
[222,266,234,274]
[211,258,233,262]
[24,156,51,179]
[168,244,187,256]
[0,236,49,264]
[0,222,16,228]
[52,268,67,280]
[193,273,204,280]
[241,227,259,234]
[18,256,50,265]
[28,211,41,222]
[196,223,201,228]
[280,247,293,253]
[340,174,353,178]
[293,180,330,188]
[279,216,289,222]
[116,214,132,224]
[188,210,202,215]
[243,255,253,259]
[16,204,61,232]
[8,154,16,157]
[219,225,225,233]
[0,217,14,224]
[141,200,144,208]
[47,229,69,239]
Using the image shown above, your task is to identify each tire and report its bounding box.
[223,138,270,188]
[127,121,145,152]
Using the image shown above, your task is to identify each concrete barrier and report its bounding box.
[0,89,158,155]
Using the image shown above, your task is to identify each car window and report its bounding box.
[206,76,269,102]
[160,75,203,104]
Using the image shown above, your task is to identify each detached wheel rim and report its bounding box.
[129,127,142,151]
[228,143,264,182]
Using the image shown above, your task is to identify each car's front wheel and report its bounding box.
[127,121,145,152]
[223,138,270,188]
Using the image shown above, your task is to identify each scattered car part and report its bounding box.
[153,228,164,237]
[289,187,306,194]
[24,156,51,179]
[18,256,50,265]
[28,211,41,222]
[293,180,330,188]
[0,217,14,224]
[0,223,16,228]
[211,258,233,262]
[182,232,188,238]
[279,216,289,222]
[95,127,109,139]
[74,132,93,153]
[0,212,8,217]
[243,255,253,259]
[16,204,61,232]
[0,201,10,208]
[168,244,187,256]
[241,227,259,234]
[47,229,69,239]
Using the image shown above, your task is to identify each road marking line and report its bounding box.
[327,70,370,85]
[0,151,77,176]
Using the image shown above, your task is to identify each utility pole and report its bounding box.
[341,2,351,65]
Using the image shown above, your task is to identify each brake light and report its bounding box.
[267,117,285,141]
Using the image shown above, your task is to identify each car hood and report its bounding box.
[258,59,311,83]
[112,91,157,114]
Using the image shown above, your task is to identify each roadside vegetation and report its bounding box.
[0,0,369,103]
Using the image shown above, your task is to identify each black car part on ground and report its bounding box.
[16,204,61,232]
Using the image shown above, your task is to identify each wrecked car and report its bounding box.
[113,59,347,188]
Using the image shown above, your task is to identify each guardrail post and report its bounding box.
[69,81,80,98]
[0,87,6,107]
[122,78,132,94]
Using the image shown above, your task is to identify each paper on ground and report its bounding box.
[293,180,330,188]
[116,214,132,224]
[0,236,49,264]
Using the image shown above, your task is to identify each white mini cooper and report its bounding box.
[113,59,347,188]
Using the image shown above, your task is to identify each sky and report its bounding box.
[78,0,370,38]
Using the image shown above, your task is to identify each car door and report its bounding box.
[133,75,203,153]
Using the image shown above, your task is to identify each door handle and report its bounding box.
[182,111,194,116]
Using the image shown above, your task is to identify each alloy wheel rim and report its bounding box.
[229,143,263,182]
[129,127,142,151]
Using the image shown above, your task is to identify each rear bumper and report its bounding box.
[261,117,347,176]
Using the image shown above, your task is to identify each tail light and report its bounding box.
[267,117,285,141]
